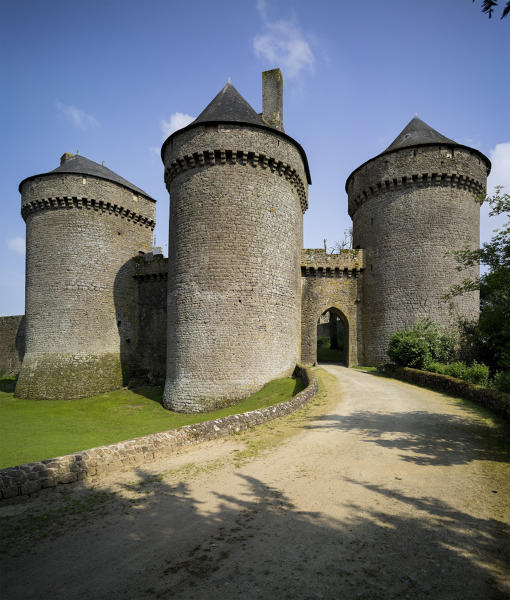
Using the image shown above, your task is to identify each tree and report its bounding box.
[447,187,510,390]
[473,0,510,20]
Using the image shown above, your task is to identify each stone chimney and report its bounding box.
[60,152,75,165]
[262,68,284,131]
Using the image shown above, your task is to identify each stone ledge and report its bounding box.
[0,366,317,500]
[380,364,510,420]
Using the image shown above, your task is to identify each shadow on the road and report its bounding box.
[303,409,510,467]
[2,469,509,600]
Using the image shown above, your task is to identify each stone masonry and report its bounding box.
[16,158,155,399]
[347,127,489,365]
[161,80,309,412]
[0,316,24,375]
[1,70,490,410]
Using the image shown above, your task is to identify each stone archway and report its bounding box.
[317,307,349,365]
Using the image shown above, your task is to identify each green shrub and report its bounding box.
[387,320,456,369]
[465,361,490,386]
[492,370,510,393]
[425,360,489,387]
[388,329,431,368]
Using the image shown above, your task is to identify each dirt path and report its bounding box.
[1,366,509,600]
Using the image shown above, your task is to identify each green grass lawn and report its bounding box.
[0,376,304,469]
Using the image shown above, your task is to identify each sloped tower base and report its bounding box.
[15,352,123,400]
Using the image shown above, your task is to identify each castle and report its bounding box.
[0,69,490,412]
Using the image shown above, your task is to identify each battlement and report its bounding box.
[164,148,308,213]
[21,196,156,228]
[301,249,364,277]
[133,254,168,281]
[346,144,488,218]
[348,171,485,217]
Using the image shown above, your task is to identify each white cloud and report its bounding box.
[480,142,510,245]
[488,142,510,192]
[7,237,25,255]
[161,113,195,138]
[56,101,99,129]
[253,2,314,79]
[149,146,160,156]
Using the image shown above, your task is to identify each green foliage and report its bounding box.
[492,370,510,393]
[387,320,456,369]
[447,187,510,381]
[425,361,490,387]
[388,329,430,369]
[0,376,304,469]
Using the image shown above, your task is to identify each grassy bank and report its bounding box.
[0,376,304,469]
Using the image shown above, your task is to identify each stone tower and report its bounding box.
[161,69,311,412]
[16,153,155,399]
[346,117,491,365]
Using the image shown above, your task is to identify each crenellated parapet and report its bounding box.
[348,171,485,217]
[133,255,168,281]
[164,149,308,212]
[301,248,365,277]
[21,196,155,229]
[346,144,488,218]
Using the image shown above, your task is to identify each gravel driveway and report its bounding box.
[1,366,509,599]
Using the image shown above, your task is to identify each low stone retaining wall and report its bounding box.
[0,366,318,499]
[381,364,510,420]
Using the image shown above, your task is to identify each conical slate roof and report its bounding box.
[19,154,154,200]
[345,116,491,191]
[161,81,312,184]
[193,82,267,127]
[384,117,455,153]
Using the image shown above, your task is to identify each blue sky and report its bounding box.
[1,0,509,316]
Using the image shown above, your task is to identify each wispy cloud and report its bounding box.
[56,101,99,129]
[488,142,510,192]
[161,112,195,138]
[253,0,315,79]
[7,237,25,255]
[480,142,510,244]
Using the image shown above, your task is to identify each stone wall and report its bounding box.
[16,174,155,399]
[381,364,510,420]
[0,316,25,375]
[0,366,317,499]
[348,145,488,365]
[300,249,364,366]
[132,255,168,384]
[162,124,308,412]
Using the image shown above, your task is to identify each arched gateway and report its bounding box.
[300,249,364,366]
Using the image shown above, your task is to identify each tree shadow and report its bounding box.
[1,469,509,599]
[303,410,510,466]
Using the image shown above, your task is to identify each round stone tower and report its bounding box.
[346,117,491,365]
[16,153,155,399]
[161,70,310,412]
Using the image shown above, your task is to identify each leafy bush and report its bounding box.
[425,361,489,387]
[388,330,430,368]
[492,370,510,394]
[387,320,456,369]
